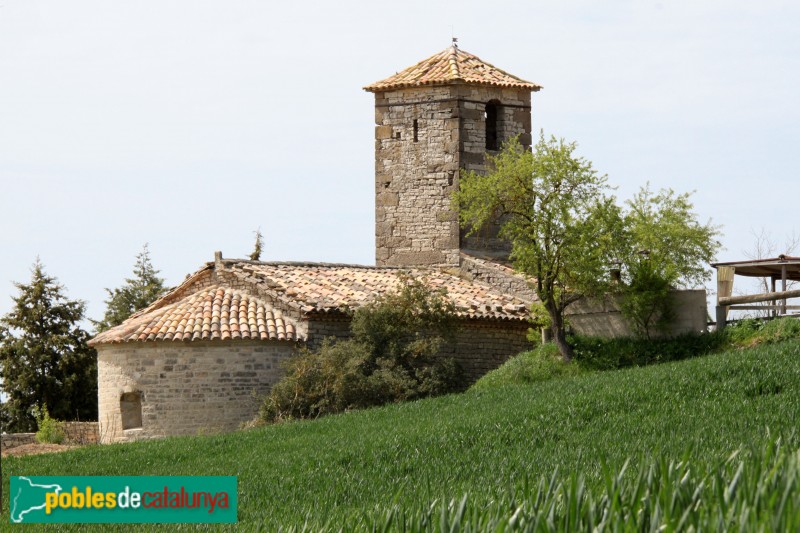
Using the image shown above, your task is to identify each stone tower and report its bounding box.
[364,44,541,267]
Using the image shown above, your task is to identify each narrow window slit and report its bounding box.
[485,101,499,150]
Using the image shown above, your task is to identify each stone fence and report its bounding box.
[61,421,99,445]
[1,421,99,451]
[0,432,36,451]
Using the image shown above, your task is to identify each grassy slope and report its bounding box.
[3,340,800,530]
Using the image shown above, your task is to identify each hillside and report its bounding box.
[3,339,800,530]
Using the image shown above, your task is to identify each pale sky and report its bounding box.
[1,1,798,325]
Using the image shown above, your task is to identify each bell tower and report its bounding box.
[364,43,541,267]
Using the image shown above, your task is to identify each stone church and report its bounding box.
[90,44,706,444]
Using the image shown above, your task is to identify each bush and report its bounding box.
[472,343,583,389]
[729,316,800,347]
[33,405,65,444]
[261,275,462,423]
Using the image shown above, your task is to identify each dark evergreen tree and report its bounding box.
[93,244,166,333]
[0,259,98,431]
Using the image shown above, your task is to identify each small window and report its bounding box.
[413,119,419,142]
[120,392,143,430]
[485,101,499,150]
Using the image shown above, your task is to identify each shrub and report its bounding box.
[570,331,730,370]
[33,405,65,444]
[261,275,462,423]
[472,343,583,389]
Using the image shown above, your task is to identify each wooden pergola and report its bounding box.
[712,255,800,329]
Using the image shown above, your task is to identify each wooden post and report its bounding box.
[782,264,788,315]
[771,276,777,317]
[715,306,727,331]
[716,266,735,326]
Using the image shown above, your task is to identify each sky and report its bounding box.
[1,0,798,326]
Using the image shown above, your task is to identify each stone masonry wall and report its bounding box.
[97,340,297,443]
[1,423,98,452]
[444,320,532,384]
[374,85,533,267]
[457,86,531,259]
[375,86,461,267]
[459,254,536,300]
[306,314,531,386]
[306,316,352,350]
[1,433,36,451]
[61,422,99,445]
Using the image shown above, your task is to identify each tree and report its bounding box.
[455,134,623,361]
[93,244,166,333]
[619,186,721,337]
[741,228,798,318]
[0,260,97,431]
[249,228,264,261]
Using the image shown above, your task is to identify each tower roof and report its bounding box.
[364,45,541,92]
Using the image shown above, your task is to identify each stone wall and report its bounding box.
[459,254,536,300]
[373,84,532,267]
[444,320,532,384]
[62,421,99,445]
[306,316,352,350]
[305,314,531,385]
[1,423,98,451]
[567,290,709,338]
[96,339,297,443]
[1,433,36,451]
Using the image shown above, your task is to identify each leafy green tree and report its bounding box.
[0,260,97,431]
[455,134,623,361]
[93,244,166,333]
[619,186,721,338]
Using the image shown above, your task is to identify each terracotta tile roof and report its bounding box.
[364,45,541,92]
[224,261,529,320]
[90,285,301,345]
[91,259,531,346]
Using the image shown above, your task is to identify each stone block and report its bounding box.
[376,192,399,207]
[376,125,393,140]
[386,250,446,266]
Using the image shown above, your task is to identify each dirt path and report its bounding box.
[1,443,79,458]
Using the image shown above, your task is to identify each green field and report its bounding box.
[3,338,800,530]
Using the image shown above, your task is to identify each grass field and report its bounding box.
[3,338,800,530]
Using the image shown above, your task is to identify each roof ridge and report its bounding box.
[449,44,461,79]
[364,46,541,92]
[220,258,425,270]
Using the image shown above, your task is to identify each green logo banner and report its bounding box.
[9,476,237,524]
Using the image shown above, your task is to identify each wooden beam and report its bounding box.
[728,305,800,311]
[719,288,800,306]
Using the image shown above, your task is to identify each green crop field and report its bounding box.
[3,338,800,531]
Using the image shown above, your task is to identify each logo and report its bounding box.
[9,476,237,524]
